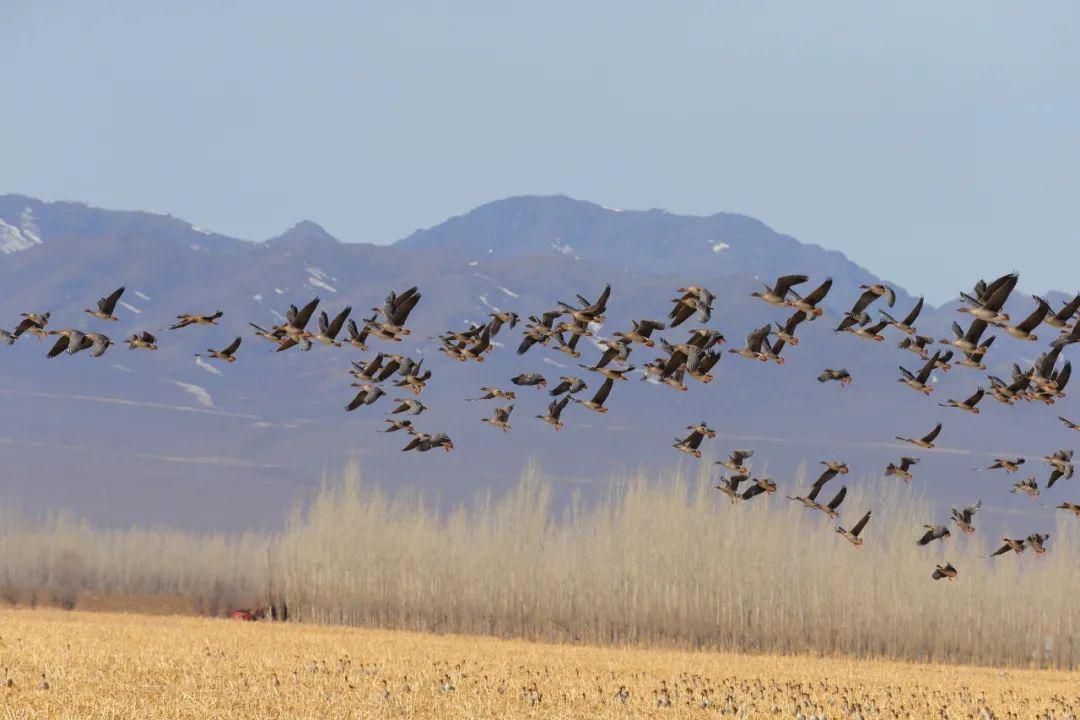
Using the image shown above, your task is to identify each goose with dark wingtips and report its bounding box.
[916,524,951,546]
[1004,298,1050,341]
[250,323,285,344]
[672,430,706,458]
[959,272,1016,325]
[983,457,1025,474]
[1011,477,1039,499]
[990,538,1026,557]
[84,287,125,321]
[785,277,832,318]
[817,368,852,386]
[714,474,747,503]
[821,460,849,475]
[313,306,352,347]
[669,286,714,326]
[932,563,957,581]
[345,385,385,411]
[197,337,242,363]
[487,310,520,336]
[728,325,771,361]
[537,395,571,431]
[716,449,754,475]
[1060,417,1080,431]
[579,363,635,381]
[468,387,517,402]
[382,418,416,434]
[751,274,808,307]
[741,475,777,501]
[1039,294,1080,330]
[574,377,614,413]
[898,352,939,395]
[386,397,427,416]
[950,501,981,534]
[836,510,871,547]
[548,377,587,397]
[939,387,985,414]
[511,373,548,389]
[884,456,919,483]
[595,338,631,368]
[614,319,666,348]
[879,296,923,336]
[898,334,933,360]
[170,311,224,330]
[13,312,50,338]
[773,310,807,347]
[941,318,989,354]
[1027,532,1049,554]
[896,422,942,449]
[481,405,514,432]
[786,466,840,509]
[126,331,158,350]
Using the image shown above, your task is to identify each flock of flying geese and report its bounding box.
[3,271,1079,580]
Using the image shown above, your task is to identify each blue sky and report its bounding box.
[1,2,1077,303]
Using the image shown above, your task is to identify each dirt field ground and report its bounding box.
[1,608,1078,719]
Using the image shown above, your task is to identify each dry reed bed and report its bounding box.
[2,461,1078,667]
[1,608,1078,720]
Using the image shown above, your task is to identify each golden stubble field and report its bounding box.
[0,609,1077,720]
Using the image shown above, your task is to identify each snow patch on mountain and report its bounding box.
[0,208,43,254]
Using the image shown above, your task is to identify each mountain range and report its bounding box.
[1,193,1075,536]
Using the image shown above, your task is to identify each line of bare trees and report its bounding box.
[1,460,1077,668]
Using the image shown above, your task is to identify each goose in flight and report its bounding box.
[126,331,158,350]
[517,311,561,355]
[481,405,513,432]
[941,318,988,354]
[386,397,427,416]
[403,432,454,453]
[573,377,614,413]
[669,286,714,326]
[741,475,777,501]
[939,387,985,414]
[84,287,125,321]
[836,510,872,547]
[614,319,666,348]
[487,310,520,336]
[751,274,808,307]
[1011,477,1039,499]
[898,352,939,395]
[511,373,548,389]
[879,296,923,336]
[45,329,84,358]
[350,354,385,382]
[345,385,385,411]
[898,334,934,360]
[836,285,893,331]
[957,335,995,370]
[847,318,889,342]
[382,418,415,434]
[686,349,722,383]
[959,272,1016,325]
[1027,532,1049,554]
[579,363,635,381]
[197,337,242,363]
[817,368,852,386]
[950,501,981,534]
[1004,298,1050,341]
[345,317,374,351]
[916,524,951,546]
[313,306,352,347]
[551,331,582,359]
[990,538,1026,557]
[595,338,631,368]
[932,563,958,581]
[983,457,1024,474]
[896,422,942,450]
[275,298,321,350]
[170,311,224,330]
[548,377,587,397]
[673,425,711,458]
[249,322,285,344]
[468,387,517,402]
[821,460,849,475]
[773,310,807,347]
[0,329,16,346]
[786,466,841,510]
[785,277,832,318]
[537,396,571,431]
[13,311,50,338]
[1039,293,1080,329]
[371,286,421,337]
[714,474,747,503]
[716,449,753,475]
[728,325,770,361]
[884,457,919,483]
